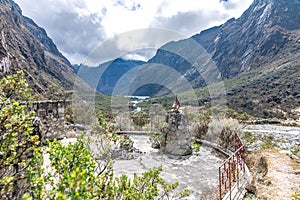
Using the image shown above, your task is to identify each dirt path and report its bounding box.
[245,149,300,200]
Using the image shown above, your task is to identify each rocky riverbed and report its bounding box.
[243,124,300,156]
[113,134,223,199]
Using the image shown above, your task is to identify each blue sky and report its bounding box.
[14,0,253,64]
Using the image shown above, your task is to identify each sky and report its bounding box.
[14,0,254,65]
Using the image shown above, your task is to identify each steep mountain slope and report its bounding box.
[0,0,89,97]
[73,58,145,95]
[207,0,299,78]
[143,0,299,93]
[136,0,300,118]
[224,53,300,119]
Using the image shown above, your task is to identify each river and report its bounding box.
[113,134,223,199]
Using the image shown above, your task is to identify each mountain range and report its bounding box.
[146,0,299,118]
[73,58,145,95]
[0,0,299,119]
[140,0,300,93]
[72,0,300,119]
[76,0,299,94]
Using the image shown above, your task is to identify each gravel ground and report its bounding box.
[242,124,300,200]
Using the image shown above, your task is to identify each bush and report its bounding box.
[191,109,211,140]
[71,95,97,125]
[206,118,241,150]
[64,106,74,124]
[0,71,41,199]
[149,132,163,149]
[291,192,300,200]
[24,137,183,200]
[131,111,150,127]
[192,122,209,140]
[236,112,251,122]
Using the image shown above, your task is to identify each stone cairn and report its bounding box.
[160,110,192,156]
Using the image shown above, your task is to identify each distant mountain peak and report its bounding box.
[73,58,145,95]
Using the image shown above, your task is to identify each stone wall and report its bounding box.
[160,110,192,156]
[25,100,70,141]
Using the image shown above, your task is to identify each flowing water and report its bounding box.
[113,135,223,199]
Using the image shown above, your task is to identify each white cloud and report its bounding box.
[122,53,149,62]
[14,0,253,64]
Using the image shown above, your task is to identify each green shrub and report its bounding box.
[149,132,163,149]
[25,137,184,199]
[191,141,201,152]
[291,192,300,200]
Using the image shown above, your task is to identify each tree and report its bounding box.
[0,71,41,199]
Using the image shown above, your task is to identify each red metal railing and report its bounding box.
[219,134,245,200]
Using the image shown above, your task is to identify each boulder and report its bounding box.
[255,156,268,177]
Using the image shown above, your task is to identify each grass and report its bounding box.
[243,131,260,143]
[291,144,300,156]
[261,142,277,149]
[291,193,300,200]
[242,131,284,150]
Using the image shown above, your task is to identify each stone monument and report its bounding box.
[160,97,192,156]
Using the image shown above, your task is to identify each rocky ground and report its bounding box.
[243,124,300,152]
[242,125,300,200]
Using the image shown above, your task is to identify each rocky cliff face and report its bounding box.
[0,0,87,96]
[144,0,300,94]
[209,0,300,78]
